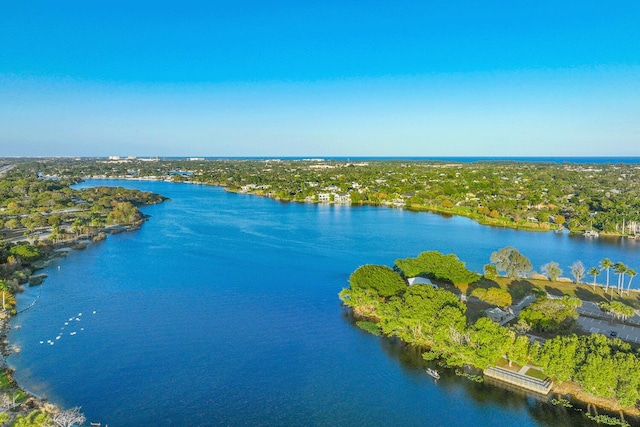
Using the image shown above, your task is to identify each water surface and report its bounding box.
[8,180,639,426]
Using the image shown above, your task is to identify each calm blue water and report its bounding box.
[8,180,640,426]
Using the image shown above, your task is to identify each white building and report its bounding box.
[407,277,438,289]
[334,193,351,204]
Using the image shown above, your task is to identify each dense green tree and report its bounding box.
[468,317,514,369]
[535,335,580,381]
[541,262,562,281]
[507,334,531,367]
[338,287,382,319]
[4,218,19,229]
[349,265,407,297]
[490,247,532,278]
[12,410,51,427]
[470,287,512,308]
[47,215,62,227]
[395,251,480,285]
[9,244,41,262]
[378,285,466,346]
[483,264,497,279]
[519,296,581,333]
[106,201,142,225]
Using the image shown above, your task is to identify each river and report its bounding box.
[7,180,640,426]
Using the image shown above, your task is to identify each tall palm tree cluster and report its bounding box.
[594,258,637,295]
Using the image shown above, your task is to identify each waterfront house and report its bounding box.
[334,193,351,204]
[317,193,330,202]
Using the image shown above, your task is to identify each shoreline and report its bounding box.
[84,175,638,239]
[11,177,640,424]
[1,304,54,420]
[348,308,639,422]
[1,220,147,424]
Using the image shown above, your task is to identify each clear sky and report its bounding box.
[1,1,639,157]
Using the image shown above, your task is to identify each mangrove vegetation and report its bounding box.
[340,249,640,413]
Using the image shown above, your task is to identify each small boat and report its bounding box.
[583,230,599,238]
[425,368,440,380]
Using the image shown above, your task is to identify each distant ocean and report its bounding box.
[169,156,640,164]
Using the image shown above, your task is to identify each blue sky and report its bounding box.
[1,1,639,157]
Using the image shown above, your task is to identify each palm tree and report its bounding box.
[614,262,627,294]
[626,269,637,295]
[0,281,10,310]
[72,218,83,237]
[588,267,600,291]
[600,258,613,292]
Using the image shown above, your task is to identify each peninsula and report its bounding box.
[340,248,640,425]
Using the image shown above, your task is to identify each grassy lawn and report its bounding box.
[494,357,523,372]
[0,370,27,402]
[525,367,549,381]
[459,277,640,309]
[493,360,549,381]
[0,371,11,390]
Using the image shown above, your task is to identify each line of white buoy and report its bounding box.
[38,310,97,346]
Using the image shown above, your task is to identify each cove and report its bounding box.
[7,180,640,426]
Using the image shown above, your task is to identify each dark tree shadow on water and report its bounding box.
[340,305,635,427]
[379,338,426,370]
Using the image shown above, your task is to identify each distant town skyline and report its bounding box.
[1,1,639,157]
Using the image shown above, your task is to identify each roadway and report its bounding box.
[0,164,15,177]
[501,293,640,345]
[578,316,640,344]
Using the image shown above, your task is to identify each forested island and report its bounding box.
[13,156,640,237]
[0,165,166,426]
[339,248,640,425]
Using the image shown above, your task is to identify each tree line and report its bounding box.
[15,157,640,237]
